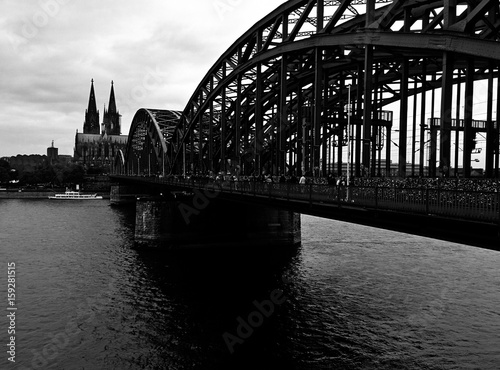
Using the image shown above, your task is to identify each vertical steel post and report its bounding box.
[322,68,329,177]
[182,143,186,176]
[356,66,363,177]
[373,64,379,177]
[198,115,203,174]
[496,65,500,178]
[297,88,303,175]
[221,85,227,174]
[420,17,429,177]
[399,59,409,178]
[347,85,352,200]
[314,48,323,176]
[363,46,374,176]
[235,75,242,171]
[338,72,345,177]
[444,0,457,27]
[363,0,375,176]
[440,52,454,178]
[412,80,418,176]
[463,57,474,178]
[485,64,494,178]
[256,64,263,175]
[209,95,214,172]
[429,76,437,177]
[279,56,288,176]
[386,121,391,177]
[455,71,461,177]
[351,84,356,178]
[316,0,324,31]
[366,0,375,25]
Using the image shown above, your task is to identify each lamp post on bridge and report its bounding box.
[347,85,352,201]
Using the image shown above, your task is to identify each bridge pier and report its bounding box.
[134,195,301,249]
[110,184,149,206]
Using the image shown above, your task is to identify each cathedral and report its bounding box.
[74,80,128,170]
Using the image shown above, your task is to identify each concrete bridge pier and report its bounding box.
[134,194,301,249]
[110,184,147,206]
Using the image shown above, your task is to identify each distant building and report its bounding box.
[74,80,128,170]
[47,141,59,164]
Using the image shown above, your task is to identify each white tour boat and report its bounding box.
[48,190,103,200]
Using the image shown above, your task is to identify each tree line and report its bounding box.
[0,159,90,188]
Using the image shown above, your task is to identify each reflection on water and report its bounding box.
[0,199,499,369]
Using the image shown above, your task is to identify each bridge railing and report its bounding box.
[122,176,500,224]
[373,186,500,222]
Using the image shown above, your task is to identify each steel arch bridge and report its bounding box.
[118,108,183,176]
[120,0,500,179]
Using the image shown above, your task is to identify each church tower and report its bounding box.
[75,78,128,169]
[103,81,121,135]
[83,79,100,134]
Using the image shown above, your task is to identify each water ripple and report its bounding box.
[1,200,499,369]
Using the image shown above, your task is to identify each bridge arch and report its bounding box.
[171,0,500,178]
[112,149,126,175]
[123,108,182,176]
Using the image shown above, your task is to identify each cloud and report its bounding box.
[0,0,286,157]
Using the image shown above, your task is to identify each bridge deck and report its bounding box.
[114,175,500,224]
[111,175,500,249]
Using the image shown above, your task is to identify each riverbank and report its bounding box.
[0,191,110,199]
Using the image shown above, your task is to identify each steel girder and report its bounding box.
[171,0,500,177]
[124,108,182,176]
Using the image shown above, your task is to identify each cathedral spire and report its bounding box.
[84,79,100,134]
[108,80,117,114]
[103,80,121,135]
[87,79,97,115]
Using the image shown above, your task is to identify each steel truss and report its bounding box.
[129,0,500,178]
[121,109,182,176]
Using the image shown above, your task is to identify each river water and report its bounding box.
[0,199,499,369]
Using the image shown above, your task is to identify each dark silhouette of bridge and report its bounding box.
[110,1,500,249]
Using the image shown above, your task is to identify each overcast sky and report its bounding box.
[0,0,286,157]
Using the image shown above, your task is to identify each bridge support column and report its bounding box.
[110,184,143,206]
[134,196,301,249]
